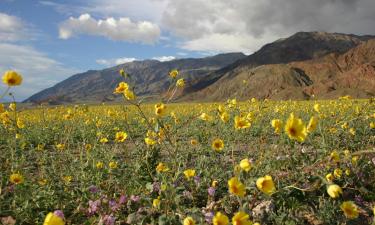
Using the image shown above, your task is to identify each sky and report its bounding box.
[0,0,374,100]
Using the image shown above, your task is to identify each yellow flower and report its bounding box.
[9,103,16,111]
[345,168,350,176]
[10,173,24,185]
[43,212,65,225]
[183,217,196,225]
[2,70,22,86]
[232,211,252,225]
[155,103,166,116]
[56,143,65,151]
[156,162,169,173]
[115,131,127,142]
[211,138,224,152]
[284,113,307,142]
[340,201,359,219]
[326,173,334,182]
[228,177,246,197]
[349,128,356,136]
[370,122,375,129]
[153,197,161,208]
[307,116,318,133]
[100,137,108,144]
[213,212,229,225]
[113,82,129,94]
[234,116,251,130]
[109,161,118,169]
[330,150,340,163]
[184,169,196,180]
[190,139,198,146]
[199,112,212,121]
[334,168,343,178]
[124,89,136,100]
[0,104,4,113]
[85,144,92,151]
[176,78,185,87]
[351,156,359,165]
[39,179,48,186]
[63,176,72,184]
[239,158,252,172]
[313,104,320,113]
[145,137,157,146]
[212,180,218,187]
[256,175,276,195]
[220,111,229,123]
[327,184,343,198]
[96,162,104,169]
[119,68,125,77]
[271,119,283,134]
[169,69,179,78]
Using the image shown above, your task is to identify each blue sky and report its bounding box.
[0,0,374,100]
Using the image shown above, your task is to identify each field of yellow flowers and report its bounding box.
[1,70,375,225]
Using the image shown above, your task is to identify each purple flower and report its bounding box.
[119,195,127,205]
[102,215,115,225]
[130,195,140,202]
[208,187,216,197]
[194,176,201,185]
[88,185,99,193]
[204,211,214,224]
[109,199,119,211]
[53,210,65,220]
[88,200,100,215]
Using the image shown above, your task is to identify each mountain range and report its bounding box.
[25,31,375,104]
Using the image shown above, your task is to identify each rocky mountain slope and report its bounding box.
[24,53,246,103]
[186,38,375,100]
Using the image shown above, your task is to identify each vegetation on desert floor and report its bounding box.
[1,70,375,224]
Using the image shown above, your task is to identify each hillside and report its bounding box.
[24,53,246,104]
[187,38,375,100]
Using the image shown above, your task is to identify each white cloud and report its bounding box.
[152,56,176,62]
[0,43,79,101]
[59,13,161,44]
[96,57,137,66]
[0,12,28,42]
[161,0,375,53]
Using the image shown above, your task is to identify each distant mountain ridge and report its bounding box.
[25,31,375,104]
[24,53,246,104]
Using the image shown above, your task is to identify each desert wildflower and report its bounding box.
[271,119,283,134]
[115,131,127,142]
[183,217,196,225]
[124,89,135,100]
[213,212,229,225]
[169,69,178,78]
[176,78,185,87]
[307,116,318,133]
[334,168,343,178]
[9,103,16,111]
[239,158,252,172]
[326,173,334,182]
[340,201,359,219]
[256,175,276,195]
[212,138,224,152]
[96,162,104,169]
[145,137,157,146]
[228,177,246,197]
[56,143,65,151]
[200,112,212,121]
[85,144,92,151]
[370,122,375,129]
[232,211,252,225]
[43,211,65,225]
[190,139,198,146]
[100,137,108,144]
[156,162,169,173]
[155,103,166,116]
[284,113,307,142]
[39,179,48,186]
[313,104,320,113]
[10,173,24,185]
[330,150,340,163]
[220,111,229,123]
[63,176,72,184]
[234,116,251,129]
[184,169,196,180]
[349,128,356,136]
[114,82,129,94]
[327,184,343,198]
[2,70,22,86]
[153,197,161,208]
[109,161,118,169]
